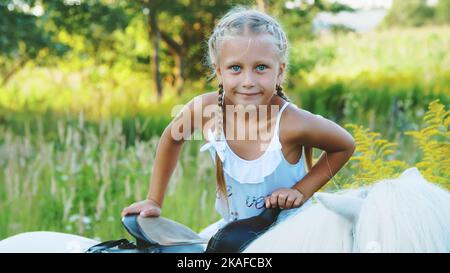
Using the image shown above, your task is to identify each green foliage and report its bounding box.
[332,100,449,191]
[435,0,450,24]
[288,26,449,139]
[344,124,409,186]
[289,42,336,74]
[0,2,69,85]
[383,0,435,27]
[43,0,132,65]
[0,4,53,57]
[45,1,131,37]
[404,99,450,187]
[1,0,351,90]
[382,0,450,27]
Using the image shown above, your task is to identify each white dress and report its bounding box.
[198,102,312,239]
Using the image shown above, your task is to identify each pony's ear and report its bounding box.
[314,192,363,222]
[400,167,426,183]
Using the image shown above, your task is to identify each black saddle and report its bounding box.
[205,207,281,253]
[86,208,281,253]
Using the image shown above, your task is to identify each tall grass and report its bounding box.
[0,114,219,240]
[1,100,448,240]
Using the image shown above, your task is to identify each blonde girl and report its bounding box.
[122,6,355,238]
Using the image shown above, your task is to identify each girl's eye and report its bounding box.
[230,65,241,72]
[256,64,267,71]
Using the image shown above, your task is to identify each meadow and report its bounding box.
[0,26,448,241]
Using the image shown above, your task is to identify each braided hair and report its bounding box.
[215,84,228,207]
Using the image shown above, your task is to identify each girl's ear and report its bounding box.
[277,63,286,84]
[213,63,223,83]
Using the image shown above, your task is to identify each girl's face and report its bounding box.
[214,32,285,107]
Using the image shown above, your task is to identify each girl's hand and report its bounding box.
[265,188,304,209]
[121,199,161,218]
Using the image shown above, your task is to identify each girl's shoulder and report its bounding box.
[187,91,219,109]
[179,91,218,131]
[280,103,328,144]
[282,103,355,152]
[281,103,318,131]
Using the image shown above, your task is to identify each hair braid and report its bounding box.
[276,84,290,102]
[215,84,229,210]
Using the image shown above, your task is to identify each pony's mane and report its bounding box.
[243,203,353,253]
[355,173,450,252]
[245,168,450,253]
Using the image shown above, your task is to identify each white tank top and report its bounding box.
[199,102,309,227]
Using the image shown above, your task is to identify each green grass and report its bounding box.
[0,117,219,240]
[0,112,431,241]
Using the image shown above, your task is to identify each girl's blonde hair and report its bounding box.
[206,6,313,207]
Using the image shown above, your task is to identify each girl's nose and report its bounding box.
[242,70,256,88]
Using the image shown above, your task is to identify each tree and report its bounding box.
[0,0,131,87]
[0,0,68,86]
[129,0,242,100]
[383,0,435,27]
[434,0,450,24]
[135,0,349,98]
[42,1,131,65]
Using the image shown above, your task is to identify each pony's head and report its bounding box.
[315,167,450,252]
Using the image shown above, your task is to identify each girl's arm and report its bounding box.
[123,94,212,216]
[265,108,355,209]
[291,110,356,202]
[146,125,185,207]
[147,95,208,207]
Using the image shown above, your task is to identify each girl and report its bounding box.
[122,7,355,239]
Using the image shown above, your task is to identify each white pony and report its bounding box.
[1,167,449,253]
[244,167,450,253]
[0,231,99,253]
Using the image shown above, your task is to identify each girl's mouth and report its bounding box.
[236,92,261,97]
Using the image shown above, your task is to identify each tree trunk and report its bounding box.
[160,31,185,96]
[1,59,28,87]
[173,50,185,96]
[148,8,163,101]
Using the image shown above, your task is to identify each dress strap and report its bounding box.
[274,102,290,137]
[199,128,226,162]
